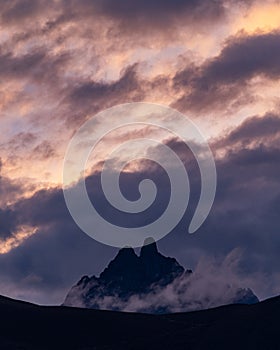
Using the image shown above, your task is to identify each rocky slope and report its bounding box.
[63,239,259,313]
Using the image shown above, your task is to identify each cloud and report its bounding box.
[201,31,280,82]
[0,113,279,304]
[66,248,260,313]
[0,0,57,26]
[65,65,144,123]
[92,0,227,29]
[121,249,265,313]
[215,112,280,149]
[0,47,69,88]
[173,31,280,112]
[1,132,37,154]
[31,140,57,160]
[0,0,280,306]
[0,225,37,254]
[0,158,37,207]
[63,65,172,126]
[0,0,256,32]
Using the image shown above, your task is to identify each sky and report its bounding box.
[0,0,280,305]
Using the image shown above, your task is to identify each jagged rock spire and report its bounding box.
[140,237,158,258]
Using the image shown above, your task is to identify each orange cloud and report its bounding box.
[0,226,38,254]
[234,2,280,34]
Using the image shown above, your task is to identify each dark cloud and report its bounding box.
[70,65,141,103]
[0,113,280,303]
[0,46,69,88]
[0,208,18,239]
[201,31,280,82]
[215,113,280,148]
[0,0,57,25]
[0,0,255,31]
[0,176,23,207]
[0,50,45,78]
[158,117,280,300]
[0,186,117,304]
[65,65,147,125]
[174,31,280,112]
[93,0,226,27]
[0,161,23,237]
[1,0,280,305]
[0,0,266,128]
[0,175,35,219]
[69,0,256,32]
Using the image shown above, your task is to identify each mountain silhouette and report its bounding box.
[64,239,258,313]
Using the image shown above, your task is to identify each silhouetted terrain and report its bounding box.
[0,294,279,349]
[64,239,259,312]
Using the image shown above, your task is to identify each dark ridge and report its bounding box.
[0,294,279,349]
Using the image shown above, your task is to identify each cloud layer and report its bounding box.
[0,0,280,305]
[0,113,279,303]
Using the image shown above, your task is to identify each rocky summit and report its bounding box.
[63,239,259,313]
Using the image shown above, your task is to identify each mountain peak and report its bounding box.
[64,239,186,310]
[143,237,156,246]
[140,237,158,258]
[99,246,139,283]
[116,246,137,259]
[63,240,259,313]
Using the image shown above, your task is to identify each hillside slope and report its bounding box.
[0,294,279,349]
